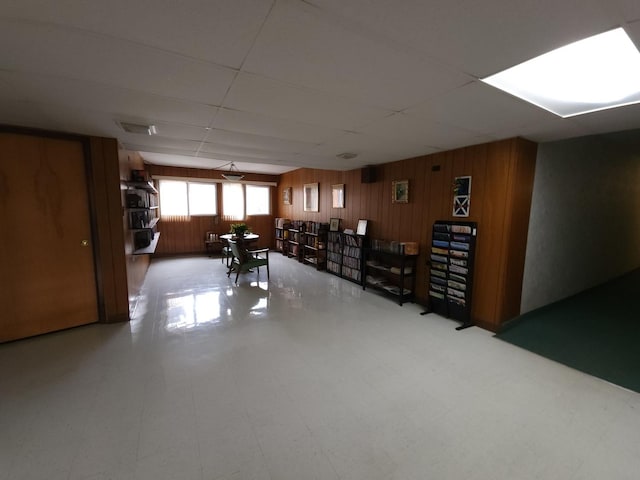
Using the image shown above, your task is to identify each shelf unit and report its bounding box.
[427,220,477,329]
[326,232,366,285]
[274,218,291,254]
[363,248,418,305]
[125,180,160,255]
[302,221,328,270]
[286,220,305,262]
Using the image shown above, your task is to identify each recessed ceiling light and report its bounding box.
[482,28,640,117]
[336,152,358,160]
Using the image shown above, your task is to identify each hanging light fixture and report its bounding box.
[219,162,245,181]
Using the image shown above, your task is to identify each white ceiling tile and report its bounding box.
[143,123,210,142]
[118,135,201,152]
[307,0,619,77]
[224,73,391,130]
[123,144,205,159]
[198,141,291,160]
[570,104,640,136]
[0,99,59,131]
[358,113,494,151]
[513,119,593,143]
[0,19,235,105]
[205,129,316,154]
[0,71,218,127]
[0,0,272,69]
[2,1,639,173]
[242,0,471,110]
[406,81,558,136]
[212,108,341,144]
[305,132,440,167]
[137,151,294,175]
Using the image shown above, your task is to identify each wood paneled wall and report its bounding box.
[277,137,537,331]
[89,136,129,323]
[147,165,278,255]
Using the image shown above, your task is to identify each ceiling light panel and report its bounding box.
[482,28,640,117]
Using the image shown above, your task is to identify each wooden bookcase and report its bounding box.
[363,245,417,306]
[274,218,291,254]
[326,231,366,284]
[286,220,305,262]
[302,221,328,270]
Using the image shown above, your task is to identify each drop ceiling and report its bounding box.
[1,0,640,175]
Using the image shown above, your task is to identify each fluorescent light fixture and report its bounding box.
[482,28,640,117]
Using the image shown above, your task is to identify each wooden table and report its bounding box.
[220,233,260,244]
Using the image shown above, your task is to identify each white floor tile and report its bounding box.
[1,255,639,480]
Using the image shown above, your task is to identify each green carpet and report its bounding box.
[496,268,640,393]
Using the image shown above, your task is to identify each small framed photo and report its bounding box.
[329,218,340,232]
[392,180,409,203]
[356,219,368,236]
[283,187,291,205]
[303,183,319,212]
[331,184,345,208]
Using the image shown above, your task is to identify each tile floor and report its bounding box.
[1,254,639,480]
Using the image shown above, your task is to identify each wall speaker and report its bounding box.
[361,166,377,183]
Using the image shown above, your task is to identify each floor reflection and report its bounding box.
[165,291,222,330]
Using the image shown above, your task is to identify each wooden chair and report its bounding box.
[220,238,232,267]
[226,239,270,282]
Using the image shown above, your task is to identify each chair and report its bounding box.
[226,239,269,282]
[204,231,222,256]
[220,238,232,267]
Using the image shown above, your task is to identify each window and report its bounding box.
[246,185,270,215]
[159,179,217,218]
[222,183,244,221]
[188,182,217,215]
[159,180,188,216]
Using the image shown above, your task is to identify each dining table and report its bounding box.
[219,233,260,244]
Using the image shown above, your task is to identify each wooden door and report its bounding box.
[0,133,98,342]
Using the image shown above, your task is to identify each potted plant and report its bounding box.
[229,223,250,238]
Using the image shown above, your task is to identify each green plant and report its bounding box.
[229,223,250,236]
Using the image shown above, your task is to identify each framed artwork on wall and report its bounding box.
[453,176,471,217]
[356,219,368,236]
[303,183,319,212]
[331,184,345,208]
[283,187,291,205]
[329,218,340,231]
[392,180,409,203]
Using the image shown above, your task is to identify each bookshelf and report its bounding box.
[326,231,366,285]
[364,243,418,305]
[302,221,328,270]
[286,220,305,262]
[274,218,291,254]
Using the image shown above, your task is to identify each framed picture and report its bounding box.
[392,180,409,203]
[283,187,291,205]
[331,184,345,208]
[329,218,340,231]
[356,219,368,236]
[303,183,319,212]
[453,176,471,217]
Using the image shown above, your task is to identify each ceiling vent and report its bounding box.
[118,121,157,135]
